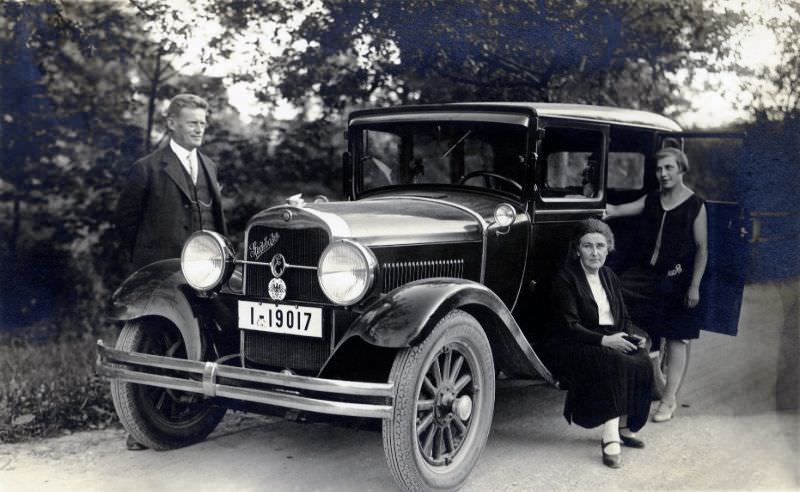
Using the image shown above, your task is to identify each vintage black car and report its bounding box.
[97,103,745,491]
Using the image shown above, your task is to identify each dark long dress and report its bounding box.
[551,261,654,432]
[622,191,705,340]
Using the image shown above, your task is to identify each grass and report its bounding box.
[0,328,120,443]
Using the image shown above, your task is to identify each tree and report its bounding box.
[0,1,235,334]
[211,0,744,120]
[0,1,143,331]
[746,2,800,120]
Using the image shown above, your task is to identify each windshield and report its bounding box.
[354,120,528,198]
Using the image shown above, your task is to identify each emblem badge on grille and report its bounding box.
[282,209,293,222]
[268,278,287,301]
[270,253,286,278]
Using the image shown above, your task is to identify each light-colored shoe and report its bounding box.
[652,401,676,422]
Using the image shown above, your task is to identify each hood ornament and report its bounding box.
[286,193,305,207]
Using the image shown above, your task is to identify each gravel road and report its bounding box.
[1,281,797,491]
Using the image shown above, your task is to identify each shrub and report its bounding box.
[0,328,119,443]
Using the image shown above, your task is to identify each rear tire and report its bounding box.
[110,318,225,450]
[383,310,495,491]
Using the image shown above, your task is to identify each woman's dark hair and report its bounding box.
[569,218,615,256]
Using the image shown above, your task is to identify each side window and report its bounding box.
[607,127,651,193]
[541,127,604,200]
[608,152,645,190]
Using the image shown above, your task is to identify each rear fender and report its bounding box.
[108,259,202,360]
[342,278,554,382]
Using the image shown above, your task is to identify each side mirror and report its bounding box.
[342,151,353,200]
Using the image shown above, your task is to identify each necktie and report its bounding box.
[188,152,197,184]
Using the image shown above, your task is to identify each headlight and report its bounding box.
[317,240,377,305]
[181,231,234,291]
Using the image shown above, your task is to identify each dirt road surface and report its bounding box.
[1,280,798,492]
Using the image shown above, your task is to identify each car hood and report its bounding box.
[251,194,487,247]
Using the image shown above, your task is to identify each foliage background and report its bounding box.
[1,0,798,440]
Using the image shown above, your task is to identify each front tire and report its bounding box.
[110,317,226,450]
[383,310,495,491]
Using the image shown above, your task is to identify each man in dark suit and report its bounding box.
[114,93,227,451]
[115,93,227,272]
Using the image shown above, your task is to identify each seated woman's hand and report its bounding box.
[600,332,639,353]
[625,333,647,349]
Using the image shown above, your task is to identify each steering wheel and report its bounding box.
[459,171,522,192]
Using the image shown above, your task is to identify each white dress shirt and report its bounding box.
[583,268,615,325]
[170,139,198,185]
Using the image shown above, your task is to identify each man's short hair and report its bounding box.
[655,147,690,173]
[166,93,208,118]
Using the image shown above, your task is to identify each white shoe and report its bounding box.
[652,401,676,422]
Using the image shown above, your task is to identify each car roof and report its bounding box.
[470,102,683,131]
[349,102,683,132]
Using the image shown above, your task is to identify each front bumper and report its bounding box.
[96,340,394,419]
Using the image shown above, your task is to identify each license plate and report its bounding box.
[238,301,323,338]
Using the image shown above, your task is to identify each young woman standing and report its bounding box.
[606,147,708,422]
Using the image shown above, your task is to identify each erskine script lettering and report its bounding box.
[249,232,280,260]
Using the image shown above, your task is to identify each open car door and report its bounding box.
[664,132,747,336]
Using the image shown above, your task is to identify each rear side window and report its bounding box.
[607,152,645,190]
[540,127,604,200]
[607,128,652,192]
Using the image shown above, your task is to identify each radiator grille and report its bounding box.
[243,331,330,372]
[381,259,464,292]
[244,226,328,302]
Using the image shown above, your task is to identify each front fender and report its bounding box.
[108,259,202,360]
[345,278,554,382]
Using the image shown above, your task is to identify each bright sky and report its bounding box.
[673,26,778,128]
[162,0,787,129]
[673,0,786,128]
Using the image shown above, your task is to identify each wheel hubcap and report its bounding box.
[453,395,473,421]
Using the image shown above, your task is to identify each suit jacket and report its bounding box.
[550,260,644,345]
[115,145,227,272]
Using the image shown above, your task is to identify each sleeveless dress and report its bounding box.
[622,191,705,340]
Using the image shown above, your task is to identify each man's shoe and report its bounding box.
[126,434,147,451]
[652,401,677,423]
[601,440,622,468]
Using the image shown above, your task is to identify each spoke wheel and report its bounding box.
[417,343,475,466]
[383,310,494,491]
[110,317,225,449]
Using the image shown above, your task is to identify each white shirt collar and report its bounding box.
[169,139,198,179]
[170,139,197,159]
